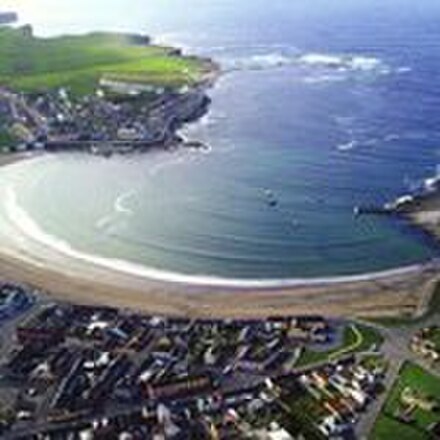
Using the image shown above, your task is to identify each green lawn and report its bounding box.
[370,362,440,440]
[0,26,209,96]
[295,324,384,367]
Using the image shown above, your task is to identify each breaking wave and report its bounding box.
[298,53,387,72]
[221,52,297,71]
[218,47,406,82]
[337,140,357,152]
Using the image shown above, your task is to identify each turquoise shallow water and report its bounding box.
[2,0,440,281]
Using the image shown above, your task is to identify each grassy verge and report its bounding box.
[295,324,384,368]
[370,362,440,440]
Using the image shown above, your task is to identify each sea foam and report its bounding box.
[299,53,385,72]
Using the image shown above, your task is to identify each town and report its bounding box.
[0,22,216,157]
[0,280,438,439]
[0,82,211,157]
[1,7,440,440]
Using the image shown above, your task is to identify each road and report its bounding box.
[355,310,440,439]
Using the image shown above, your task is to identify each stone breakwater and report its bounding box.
[356,182,440,246]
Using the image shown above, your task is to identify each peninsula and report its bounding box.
[0,25,218,155]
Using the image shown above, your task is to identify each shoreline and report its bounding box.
[0,153,439,319]
[400,192,440,245]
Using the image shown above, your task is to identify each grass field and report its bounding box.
[295,324,384,367]
[0,27,209,96]
[370,362,440,440]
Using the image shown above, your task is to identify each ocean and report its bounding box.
[2,0,440,282]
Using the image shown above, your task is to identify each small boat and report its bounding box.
[263,189,278,207]
[264,188,273,197]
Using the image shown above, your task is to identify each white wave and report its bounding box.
[349,56,383,72]
[299,53,391,75]
[198,114,214,127]
[220,47,402,82]
[424,176,440,191]
[223,52,295,71]
[196,111,226,128]
[95,215,113,230]
[424,166,440,192]
[299,53,346,67]
[251,53,293,67]
[115,190,135,215]
[3,184,437,289]
[94,191,135,232]
[337,140,357,151]
[396,66,412,74]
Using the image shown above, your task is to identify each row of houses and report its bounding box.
[410,326,440,363]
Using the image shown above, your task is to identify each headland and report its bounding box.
[0,25,218,156]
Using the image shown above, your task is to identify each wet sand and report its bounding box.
[0,153,439,319]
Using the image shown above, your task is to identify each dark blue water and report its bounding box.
[11,0,440,280]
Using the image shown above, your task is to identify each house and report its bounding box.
[318,415,351,438]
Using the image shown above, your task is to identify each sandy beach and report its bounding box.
[0,153,439,319]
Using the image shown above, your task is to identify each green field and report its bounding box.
[295,324,384,367]
[370,362,440,440]
[0,26,209,96]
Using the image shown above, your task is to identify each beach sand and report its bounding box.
[0,153,439,319]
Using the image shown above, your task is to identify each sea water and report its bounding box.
[2,0,440,281]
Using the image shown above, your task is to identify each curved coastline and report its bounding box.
[0,155,437,289]
[4,180,440,289]
[0,153,439,319]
